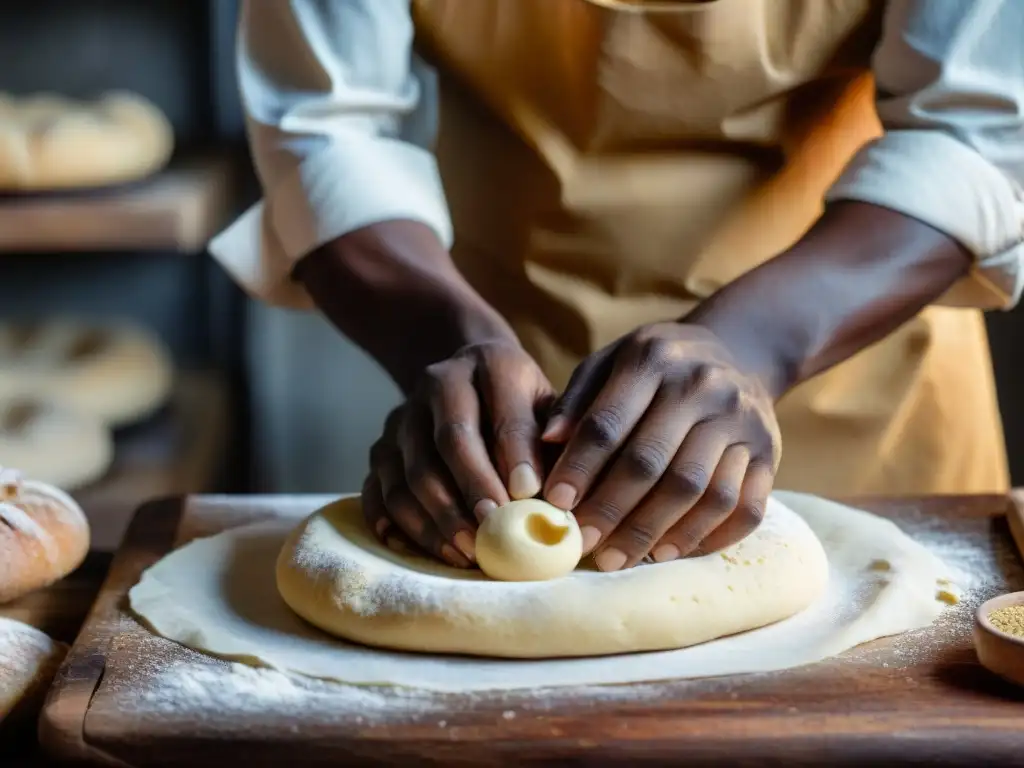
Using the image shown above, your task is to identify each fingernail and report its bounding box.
[580,526,601,554]
[652,544,680,563]
[474,498,498,520]
[442,544,469,568]
[374,518,390,536]
[542,415,570,441]
[454,531,476,561]
[508,463,542,499]
[546,482,577,510]
[595,548,627,572]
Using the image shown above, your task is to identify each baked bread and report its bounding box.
[0,320,173,428]
[0,468,91,604]
[0,90,173,191]
[0,617,66,728]
[0,398,113,490]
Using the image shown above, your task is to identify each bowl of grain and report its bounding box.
[974,591,1024,688]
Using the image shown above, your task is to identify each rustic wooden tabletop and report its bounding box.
[4,492,1024,766]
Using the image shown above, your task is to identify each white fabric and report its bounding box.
[210,0,1024,310]
[128,492,958,693]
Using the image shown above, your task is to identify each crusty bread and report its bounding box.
[0,617,65,728]
[0,320,174,428]
[0,398,113,491]
[0,90,173,191]
[0,469,90,604]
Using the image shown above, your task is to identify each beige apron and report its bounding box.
[412,0,1008,496]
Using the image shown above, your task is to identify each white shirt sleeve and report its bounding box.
[826,0,1024,310]
[208,0,450,309]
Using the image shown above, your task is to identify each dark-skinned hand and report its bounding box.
[361,340,555,567]
[541,322,781,572]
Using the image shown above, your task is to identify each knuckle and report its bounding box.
[737,498,766,529]
[718,385,743,417]
[579,408,624,450]
[493,417,537,443]
[665,462,710,499]
[434,421,472,459]
[634,336,677,370]
[403,461,433,495]
[587,498,627,527]
[705,482,741,511]
[624,520,658,551]
[622,438,672,480]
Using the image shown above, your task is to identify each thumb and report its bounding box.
[542,352,613,443]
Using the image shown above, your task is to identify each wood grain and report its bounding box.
[0,154,239,254]
[35,493,1024,766]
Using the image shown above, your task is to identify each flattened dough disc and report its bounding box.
[275,496,829,659]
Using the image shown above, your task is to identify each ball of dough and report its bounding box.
[475,499,583,581]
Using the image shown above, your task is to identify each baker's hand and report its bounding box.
[362,341,555,567]
[542,323,781,571]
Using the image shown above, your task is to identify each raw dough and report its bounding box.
[129,493,957,691]
[0,91,173,191]
[275,496,826,658]
[0,320,173,427]
[474,499,583,581]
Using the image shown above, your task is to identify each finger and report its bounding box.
[571,384,699,555]
[591,422,729,571]
[542,351,613,443]
[424,362,509,520]
[376,444,471,568]
[398,407,478,561]
[479,362,551,501]
[649,444,751,563]
[543,361,662,510]
[361,470,391,544]
[696,460,772,554]
[362,472,417,555]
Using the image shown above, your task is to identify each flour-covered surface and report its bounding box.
[69,494,1023,765]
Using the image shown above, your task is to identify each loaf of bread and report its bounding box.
[0,397,113,491]
[0,90,173,191]
[0,320,174,428]
[0,617,66,728]
[0,468,90,604]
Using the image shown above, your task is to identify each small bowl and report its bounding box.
[974,591,1024,688]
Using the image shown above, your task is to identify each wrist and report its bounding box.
[684,307,801,400]
[297,221,519,394]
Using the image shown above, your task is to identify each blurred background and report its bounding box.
[0,0,1020,550]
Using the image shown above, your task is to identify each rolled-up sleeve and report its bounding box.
[209,0,451,308]
[826,0,1024,309]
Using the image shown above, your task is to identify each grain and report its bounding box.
[988,605,1024,638]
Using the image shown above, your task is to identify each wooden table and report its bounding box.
[6,493,1024,766]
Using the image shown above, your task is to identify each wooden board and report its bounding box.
[73,372,230,550]
[39,494,1024,767]
[0,154,239,254]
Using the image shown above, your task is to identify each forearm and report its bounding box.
[295,220,518,395]
[686,201,972,398]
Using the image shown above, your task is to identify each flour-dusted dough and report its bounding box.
[275,495,828,658]
[128,493,957,692]
[0,320,173,427]
[475,499,583,582]
[0,91,173,191]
